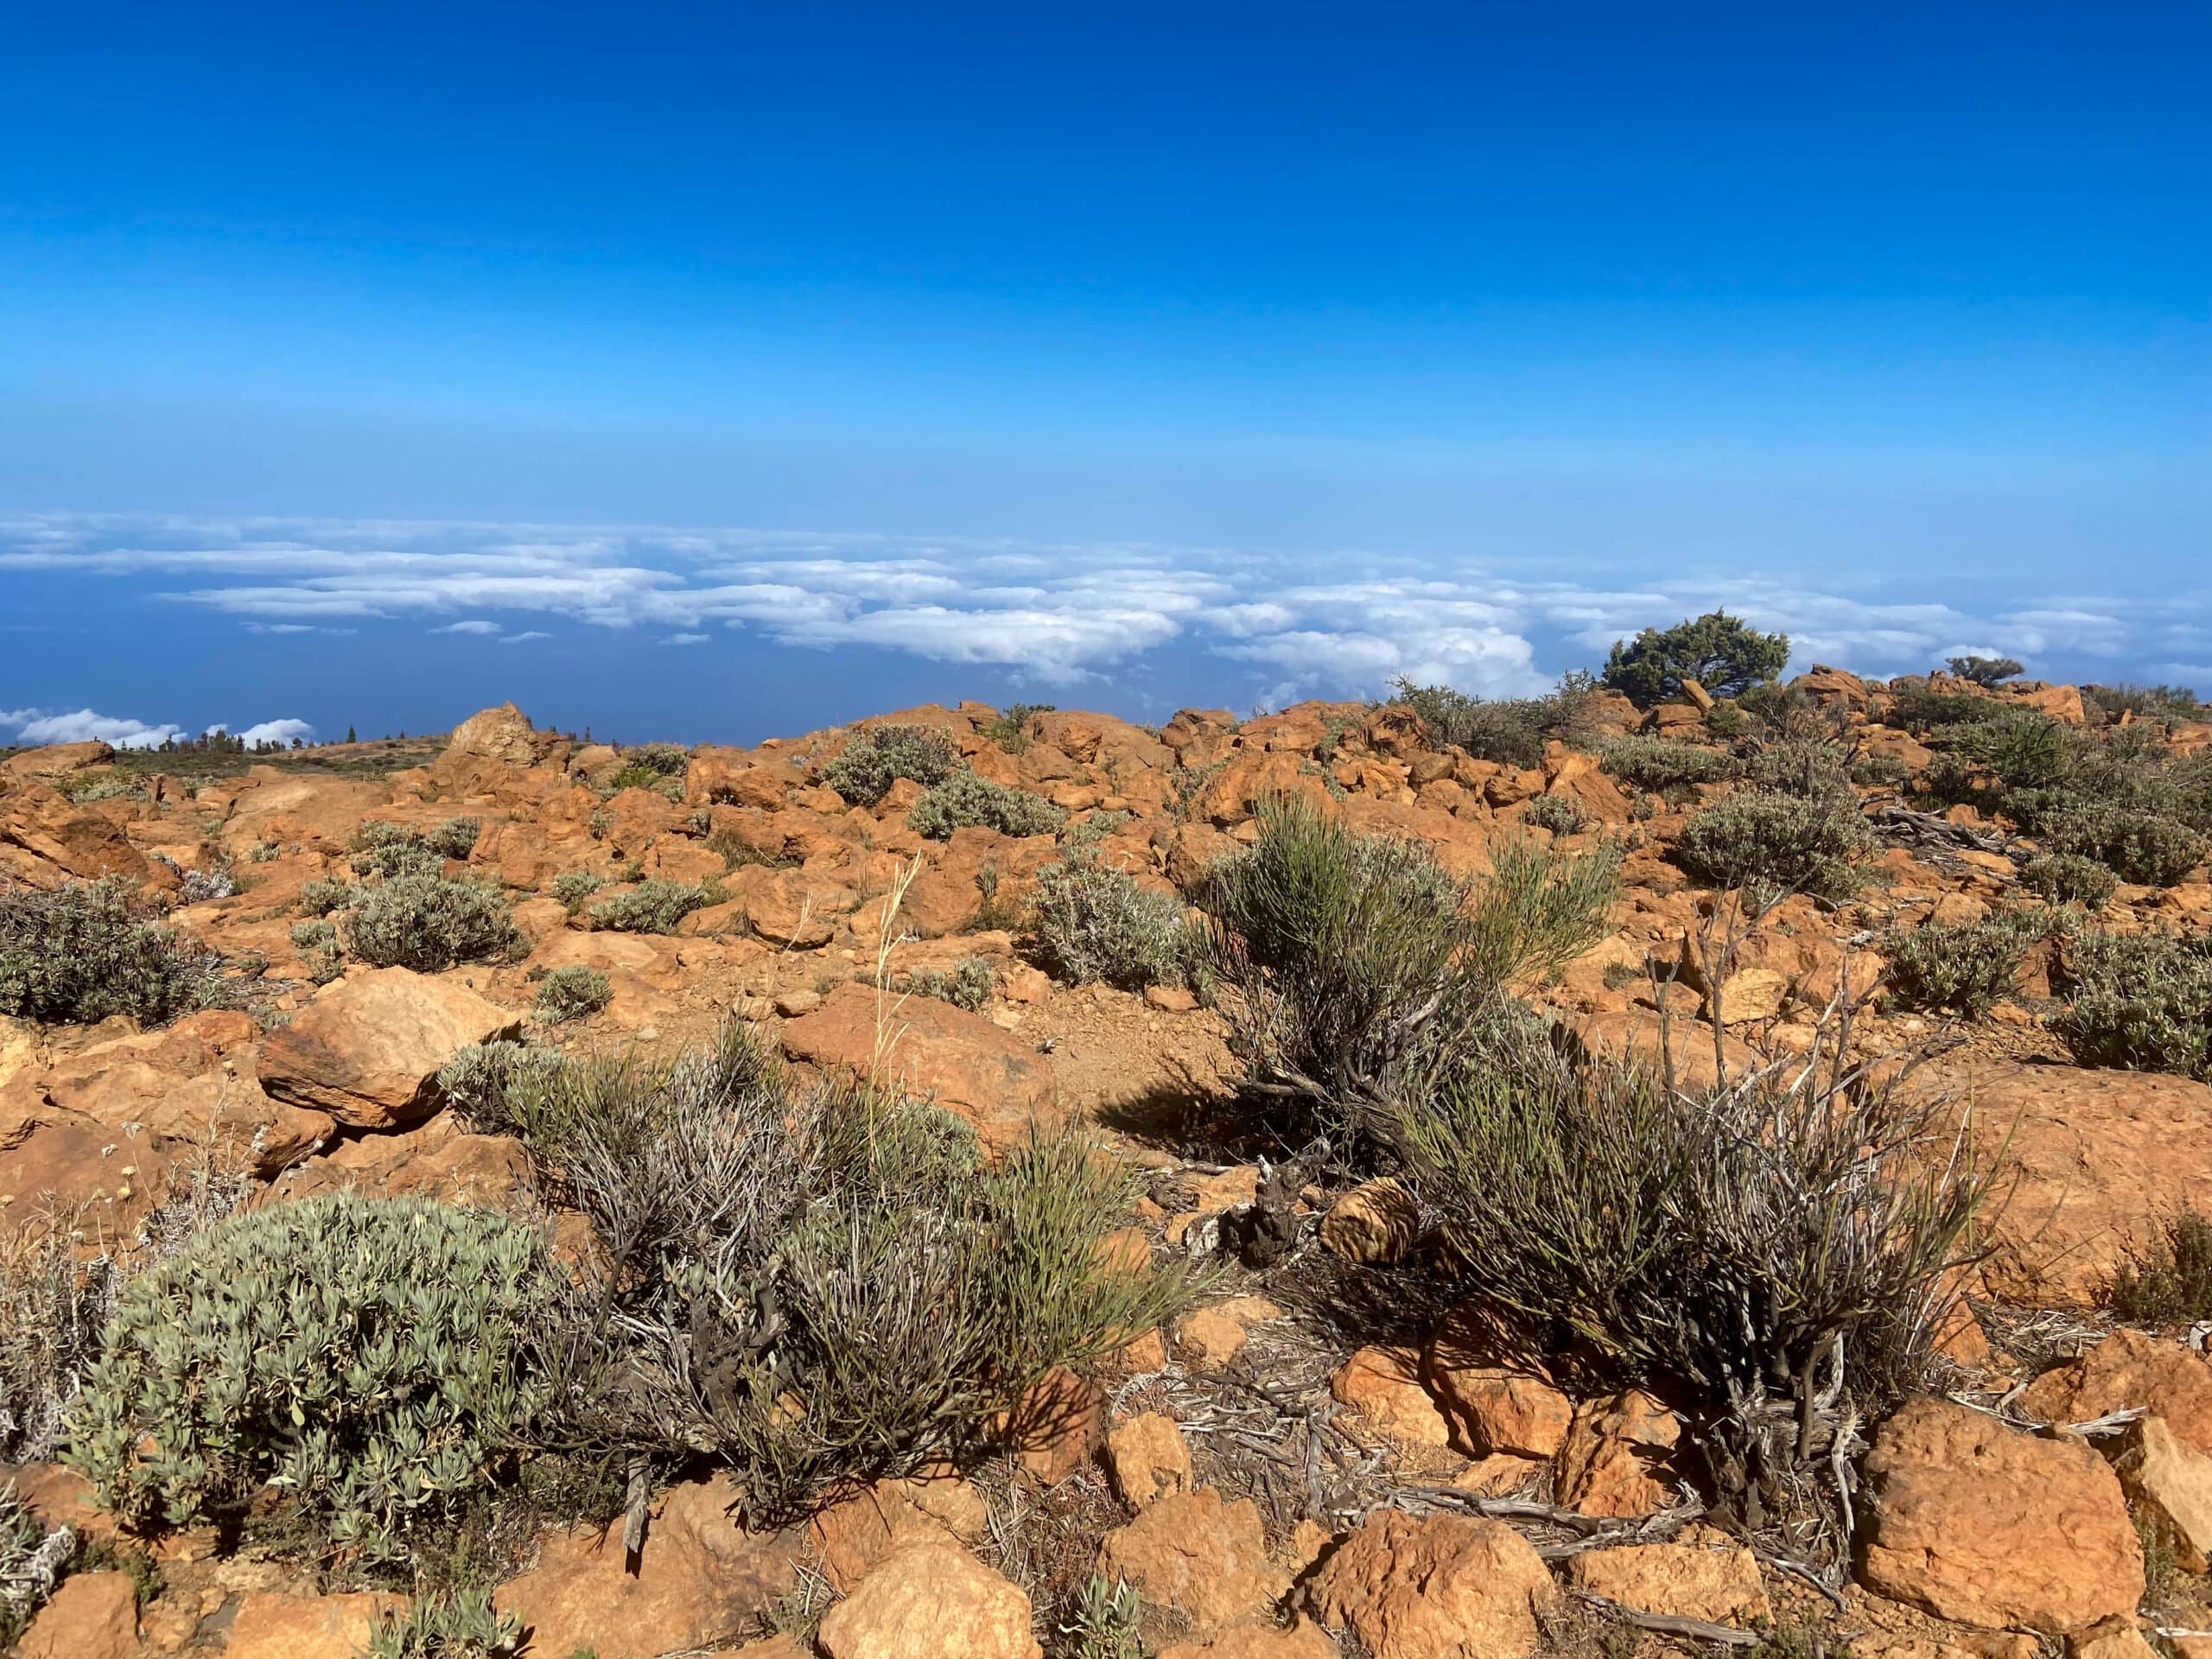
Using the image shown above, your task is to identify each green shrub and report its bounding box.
[1200,796,1618,1148]
[542,1025,1194,1523]
[0,879,224,1027]
[2020,852,2118,908]
[1023,854,1196,991]
[603,743,691,798]
[2085,683,2209,723]
[902,957,994,1013]
[1061,1574,1143,1659]
[1947,654,2024,686]
[438,1042,581,1153]
[1400,1028,1991,1492]
[344,874,524,971]
[587,880,710,934]
[1598,736,1741,796]
[532,965,612,1023]
[1061,808,1135,851]
[2039,801,2205,887]
[297,877,352,917]
[983,702,1056,754]
[2109,1212,2212,1325]
[349,820,446,880]
[1879,908,2063,1016]
[1389,673,1598,768]
[2050,929,2212,1081]
[907,772,1065,840]
[1601,609,1789,708]
[1522,794,1586,836]
[424,817,483,861]
[365,1587,523,1658]
[1675,788,1872,901]
[823,724,959,806]
[548,870,603,911]
[1745,736,1853,799]
[1849,750,1914,791]
[63,1195,565,1561]
[1886,681,1998,734]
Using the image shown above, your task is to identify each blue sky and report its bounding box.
[3,1,2207,745]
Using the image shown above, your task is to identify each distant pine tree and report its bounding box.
[346,724,357,744]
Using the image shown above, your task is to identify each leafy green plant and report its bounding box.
[2109,1211,2212,1325]
[1601,609,1790,708]
[364,1587,523,1658]
[2050,928,2212,1081]
[586,880,711,934]
[1675,788,1872,902]
[1879,908,2063,1017]
[1947,654,2024,686]
[1598,736,1742,796]
[602,742,691,798]
[1522,793,1586,836]
[1059,1574,1142,1659]
[902,957,994,1013]
[343,874,524,971]
[438,1042,581,1154]
[63,1195,566,1563]
[1745,736,1853,799]
[424,817,484,861]
[1389,673,1598,768]
[349,821,447,880]
[823,724,959,806]
[532,965,612,1023]
[907,772,1066,840]
[2038,801,2205,887]
[984,702,1056,753]
[298,877,352,917]
[2019,852,2118,909]
[0,878,225,1027]
[1022,853,1196,991]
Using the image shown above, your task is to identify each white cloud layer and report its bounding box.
[1,707,313,750]
[3,512,2204,703]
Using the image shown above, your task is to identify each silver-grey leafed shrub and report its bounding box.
[343,873,524,970]
[1675,787,1872,901]
[2050,928,2212,1082]
[532,964,612,1023]
[364,1587,522,1658]
[907,772,1065,840]
[822,724,959,806]
[901,956,995,1012]
[62,1194,565,1562]
[0,878,225,1027]
[1598,736,1741,796]
[1022,854,1195,991]
[586,879,711,934]
[1,1482,71,1649]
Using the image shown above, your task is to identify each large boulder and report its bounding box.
[442,702,556,768]
[1309,1510,1557,1659]
[1858,1398,2143,1631]
[814,1542,1041,1659]
[223,1591,406,1659]
[257,967,519,1128]
[1096,1486,1281,1637]
[780,981,1059,1147]
[13,1571,138,1659]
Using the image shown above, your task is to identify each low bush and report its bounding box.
[587,879,711,934]
[349,820,446,880]
[2085,683,2209,723]
[2109,1211,2212,1325]
[1601,609,1789,708]
[438,1041,580,1153]
[1879,908,2063,1017]
[2050,928,2212,1081]
[1745,736,1853,799]
[532,964,612,1023]
[1675,788,1872,901]
[907,772,1065,840]
[823,724,958,806]
[902,956,994,1012]
[63,1194,567,1562]
[424,817,483,861]
[982,702,1055,753]
[344,874,524,971]
[2020,852,2118,909]
[0,1482,70,1649]
[1,1208,119,1461]
[1023,853,1196,991]
[2039,800,2205,887]
[1522,794,1586,836]
[603,742,691,798]
[529,1023,1192,1524]
[547,870,603,910]
[1947,654,2024,685]
[0,879,224,1027]
[365,1588,522,1659]
[1199,795,1619,1148]
[1389,672,1599,768]
[297,877,351,917]
[1598,736,1741,796]
[1399,1025,1991,1507]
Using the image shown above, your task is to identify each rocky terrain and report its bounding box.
[4,662,2212,1659]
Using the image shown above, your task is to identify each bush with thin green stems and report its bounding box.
[1387,672,1599,769]
[1021,850,1198,991]
[900,956,994,1013]
[602,742,691,798]
[822,724,959,806]
[364,1587,523,1658]
[2085,683,2209,723]
[2019,851,2118,909]
[2108,1212,2212,1326]
[532,964,612,1023]
[1675,787,1872,903]
[423,817,483,861]
[438,1041,582,1154]
[1598,736,1742,797]
[2037,800,2205,888]
[297,877,351,917]
[547,870,604,911]
[1601,609,1790,709]
[1745,735,1854,800]
[348,820,447,880]
[586,879,712,934]
[982,702,1056,754]
[1878,907,2069,1017]
[1522,793,1586,836]
[342,874,524,971]
[497,1022,1196,1526]
[2050,928,2212,1081]
[1396,998,1993,1514]
[0,878,226,1027]
[1198,793,1620,1152]
[907,772,1066,840]
[62,1194,569,1564]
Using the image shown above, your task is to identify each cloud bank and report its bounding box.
[3,512,2205,702]
[1,707,314,751]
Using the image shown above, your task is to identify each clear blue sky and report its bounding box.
[3,1,2207,744]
